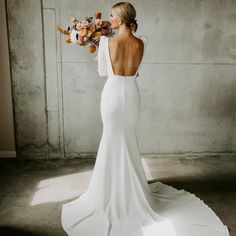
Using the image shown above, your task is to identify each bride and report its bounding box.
[61,2,230,235]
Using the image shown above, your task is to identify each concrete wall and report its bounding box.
[0,0,16,157]
[6,0,48,159]
[6,0,236,159]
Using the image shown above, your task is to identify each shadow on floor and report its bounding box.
[0,225,51,236]
[148,174,236,193]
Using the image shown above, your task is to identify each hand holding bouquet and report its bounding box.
[56,11,114,54]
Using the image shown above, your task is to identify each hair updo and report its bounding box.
[112,2,138,33]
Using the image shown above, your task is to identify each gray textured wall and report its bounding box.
[6,0,236,159]
[0,0,16,158]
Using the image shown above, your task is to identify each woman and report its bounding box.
[61,2,230,235]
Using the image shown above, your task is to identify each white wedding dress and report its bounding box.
[61,35,230,236]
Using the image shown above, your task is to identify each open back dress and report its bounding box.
[61,35,230,236]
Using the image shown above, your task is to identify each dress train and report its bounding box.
[61,35,230,236]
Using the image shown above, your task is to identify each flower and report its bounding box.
[56,11,114,54]
[81,20,90,28]
[70,17,78,25]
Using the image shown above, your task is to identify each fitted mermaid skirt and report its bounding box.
[61,75,230,236]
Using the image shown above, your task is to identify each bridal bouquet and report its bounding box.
[56,11,114,54]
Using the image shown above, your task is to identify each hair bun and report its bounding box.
[130,19,137,26]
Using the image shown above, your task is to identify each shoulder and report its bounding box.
[130,36,144,52]
[107,36,117,44]
[128,35,144,48]
[136,35,148,48]
[106,36,119,49]
[132,35,144,47]
[137,37,144,50]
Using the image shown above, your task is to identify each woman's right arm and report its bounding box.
[97,36,108,77]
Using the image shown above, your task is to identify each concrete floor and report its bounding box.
[0,154,235,236]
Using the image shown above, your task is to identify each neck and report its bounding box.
[117,25,133,37]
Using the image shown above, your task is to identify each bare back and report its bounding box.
[108,36,144,77]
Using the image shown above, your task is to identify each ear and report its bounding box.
[117,17,122,25]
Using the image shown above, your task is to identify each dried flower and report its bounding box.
[56,11,114,53]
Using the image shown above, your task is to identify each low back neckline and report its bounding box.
[106,37,144,78]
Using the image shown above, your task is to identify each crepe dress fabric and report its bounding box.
[61,35,230,236]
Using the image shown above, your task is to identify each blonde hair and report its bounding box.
[112,2,138,32]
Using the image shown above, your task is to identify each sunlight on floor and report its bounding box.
[30,170,92,206]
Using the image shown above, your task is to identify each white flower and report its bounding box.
[95,19,102,24]
[70,29,80,44]
[81,20,90,28]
